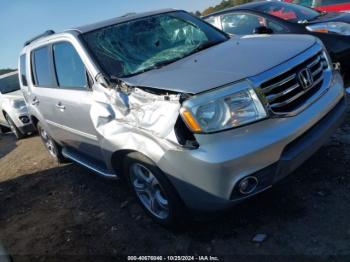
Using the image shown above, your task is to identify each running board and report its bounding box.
[62,148,117,179]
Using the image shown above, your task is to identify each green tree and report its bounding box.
[0,69,16,76]
[195,11,202,17]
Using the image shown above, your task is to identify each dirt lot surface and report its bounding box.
[0,101,349,261]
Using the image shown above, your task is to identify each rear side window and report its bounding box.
[53,42,87,89]
[32,46,54,87]
[221,13,262,35]
[19,55,28,86]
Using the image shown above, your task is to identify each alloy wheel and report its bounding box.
[129,163,169,220]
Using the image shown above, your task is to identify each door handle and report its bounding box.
[32,98,39,106]
[56,102,66,110]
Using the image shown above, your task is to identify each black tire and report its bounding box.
[5,114,25,139]
[37,122,67,163]
[0,125,10,134]
[123,152,186,227]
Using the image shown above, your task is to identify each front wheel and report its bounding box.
[123,152,186,227]
[37,122,67,163]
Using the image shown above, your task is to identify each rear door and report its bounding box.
[30,45,63,139]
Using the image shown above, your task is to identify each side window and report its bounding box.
[19,55,28,86]
[53,42,87,89]
[205,17,217,27]
[32,46,54,87]
[220,13,264,35]
[266,19,289,33]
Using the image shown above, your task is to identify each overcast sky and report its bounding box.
[0,0,221,68]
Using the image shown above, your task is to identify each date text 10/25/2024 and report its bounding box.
[127,256,220,261]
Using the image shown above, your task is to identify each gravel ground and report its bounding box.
[0,101,349,261]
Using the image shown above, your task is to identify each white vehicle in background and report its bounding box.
[0,71,35,139]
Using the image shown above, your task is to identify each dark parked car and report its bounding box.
[203,1,350,80]
[283,0,350,13]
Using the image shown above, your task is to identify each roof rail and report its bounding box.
[120,12,137,17]
[24,30,55,47]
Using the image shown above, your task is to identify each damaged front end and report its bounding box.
[89,75,198,166]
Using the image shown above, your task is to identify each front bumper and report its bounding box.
[17,122,36,134]
[158,72,346,212]
[11,111,35,134]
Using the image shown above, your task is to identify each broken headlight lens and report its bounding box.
[180,81,267,133]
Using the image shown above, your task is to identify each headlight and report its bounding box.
[180,81,267,133]
[306,22,350,36]
[10,99,26,109]
[315,38,332,69]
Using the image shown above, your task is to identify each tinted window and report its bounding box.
[82,11,228,78]
[0,74,20,94]
[221,13,262,35]
[205,17,217,27]
[254,2,320,22]
[219,13,288,35]
[19,55,28,86]
[32,46,54,87]
[266,19,288,33]
[53,42,87,89]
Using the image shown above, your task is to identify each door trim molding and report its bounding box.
[46,120,98,141]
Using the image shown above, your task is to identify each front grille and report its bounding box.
[260,52,327,114]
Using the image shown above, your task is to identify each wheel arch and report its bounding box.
[30,115,39,130]
[110,149,137,176]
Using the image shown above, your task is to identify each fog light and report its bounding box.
[19,116,30,124]
[239,176,258,195]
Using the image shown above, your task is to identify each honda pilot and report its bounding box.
[19,9,346,226]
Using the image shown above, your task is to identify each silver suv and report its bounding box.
[0,71,34,139]
[19,9,346,226]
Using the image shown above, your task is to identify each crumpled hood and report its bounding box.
[123,34,316,94]
[2,89,24,100]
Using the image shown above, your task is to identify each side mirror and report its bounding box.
[254,26,274,34]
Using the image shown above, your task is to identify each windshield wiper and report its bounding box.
[147,41,223,70]
[116,57,184,78]
[151,57,185,69]
[119,40,225,78]
[186,40,223,57]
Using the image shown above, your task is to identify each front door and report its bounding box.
[49,41,102,161]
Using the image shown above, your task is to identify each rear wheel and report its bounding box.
[37,122,67,163]
[5,114,24,139]
[123,152,186,227]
